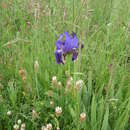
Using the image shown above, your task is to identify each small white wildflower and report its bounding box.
[56,127,60,130]
[50,101,54,107]
[52,76,57,85]
[41,126,47,130]
[65,81,72,92]
[7,111,12,116]
[57,81,62,88]
[55,106,62,116]
[80,112,86,121]
[13,124,19,130]
[75,80,83,91]
[46,123,52,130]
[20,123,25,130]
[34,60,39,72]
[17,119,22,125]
[32,109,38,119]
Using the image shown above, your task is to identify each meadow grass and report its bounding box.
[0,0,130,130]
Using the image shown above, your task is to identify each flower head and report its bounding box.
[7,110,12,116]
[52,76,57,86]
[34,60,39,72]
[50,101,54,107]
[17,119,22,125]
[32,109,38,119]
[13,124,19,130]
[41,126,47,130]
[55,106,62,116]
[46,123,52,130]
[57,81,62,88]
[57,127,60,130]
[55,32,80,64]
[20,123,25,130]
[80,112,86,121]
[75,80,83,91]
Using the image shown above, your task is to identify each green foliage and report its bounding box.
[0,0,130,129]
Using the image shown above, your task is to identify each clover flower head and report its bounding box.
[32,109,38,119]
[55,32,80,64]
[17,119,22,125]
[50,101,54,107]
[7,110,12,116]
[66,80,72,92]
[13,124,19,130]
[75,80,83,91]
[57,127,60,130]
[41,126,47,130]
[20,123,25,130]
[57,81,62,88]
[52,76,57,85]
[46,123,52,130]
[80,112,86,121]
[34,60,39,72]
[55,106,62,116]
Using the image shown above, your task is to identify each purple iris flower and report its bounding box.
[55,32,79,64]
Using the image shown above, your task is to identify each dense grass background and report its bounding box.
[0,0,130,130]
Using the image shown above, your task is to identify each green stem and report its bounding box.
[35,72,39,99]
[73,0,75,23]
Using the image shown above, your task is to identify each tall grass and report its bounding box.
[0,0,130,130]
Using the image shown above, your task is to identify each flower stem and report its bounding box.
[73,0,75,23]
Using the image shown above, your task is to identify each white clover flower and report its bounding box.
[20,123,25,130]
[75,80,83,91]
[57,81,62,88]
[32,109,38,119]
[17,119,22,125]
[7,111,12,116]
[46,123,52,130]
[80,112,86,121]
[34,60,39,72]
[55,106,62,116]
[65,80,72,92]
[13,124,19,130]
[52,76,57,85]
[56,127,60,130]
[41,126,47,130]
[50,101,54,107]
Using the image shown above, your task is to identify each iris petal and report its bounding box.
[72,49,78,61]
[55,32,80,64]
[56,34,64,50]
[55,50,64,64]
